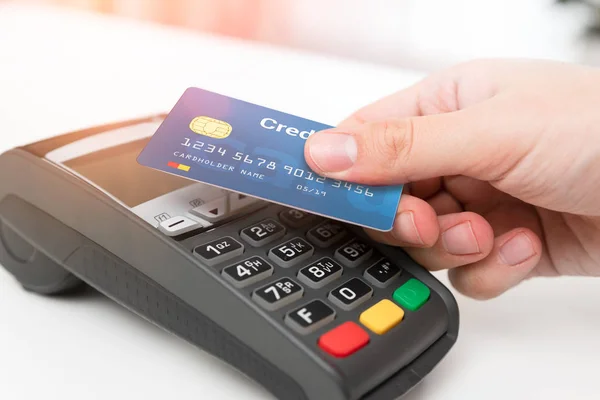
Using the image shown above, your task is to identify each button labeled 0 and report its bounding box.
[328,278,373,311]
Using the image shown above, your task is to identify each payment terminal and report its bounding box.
[0,115,458,400]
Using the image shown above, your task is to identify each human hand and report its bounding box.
[304,59,600,299]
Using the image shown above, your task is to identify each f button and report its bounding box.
[285,300,336,335]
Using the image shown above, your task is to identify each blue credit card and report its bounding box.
[137,88,402,231]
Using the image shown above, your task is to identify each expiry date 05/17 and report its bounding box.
[296,185,327,197]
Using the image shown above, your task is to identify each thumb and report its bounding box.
[305,103,530,185]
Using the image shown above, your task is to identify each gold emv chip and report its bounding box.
[189,116,232,139]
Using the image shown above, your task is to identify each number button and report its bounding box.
[221,256,273,288]
[334,239,373,268]
[193,236,244,266]
[364,258,401,287]
[268,238,314,268]
[285,300,336,335]
[279,209,318,228]
[297,257,343,289]
[328,278,373,311]
[306,220,347,248]
[240,219,286,247]
[252,278,304,311]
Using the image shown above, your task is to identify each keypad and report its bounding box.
[268,237,314,268]
[285,300,336,335]
[364,258,401,287]
[334,239,373,268]
[306,220,347,248]
[252,277,304,311]
[240,219,286,247]
[328,278,373,311]
[297,257,343,289]
[193,236,244,266]
[187,205,434,362]
[279,209,318,228]
[221,256,273,288]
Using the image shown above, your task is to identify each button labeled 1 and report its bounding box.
[193,236,244,266]
[285,300,336,335]
[252,277,304,311]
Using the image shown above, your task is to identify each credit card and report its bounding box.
[137,88,402,231]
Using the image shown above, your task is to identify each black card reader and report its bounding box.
[0,115,459,400]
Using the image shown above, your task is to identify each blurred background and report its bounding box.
[5,0,600,70]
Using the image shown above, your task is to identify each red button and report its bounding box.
[318,321,370,358]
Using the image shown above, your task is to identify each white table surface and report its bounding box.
[1,4,599,400]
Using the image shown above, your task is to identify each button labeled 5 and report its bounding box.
[268,237,314,268]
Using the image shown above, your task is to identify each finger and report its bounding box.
[304,98,537,186]
[448,228,542,300]
[366,194,439,248]
[479,198,556,278]
[426,191,463,215]
[336,82,424,128]
[404,212,495,271]
[442,175,517,214]
[409,177,442,199]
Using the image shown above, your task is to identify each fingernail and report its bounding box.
[392,211,424,245]
[499,233,535,266]
[308,132,357,172]
[442,222,480,255]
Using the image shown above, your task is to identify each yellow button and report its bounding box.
[359,300,404,335]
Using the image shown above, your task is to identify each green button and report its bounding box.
[393,279,430,311]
